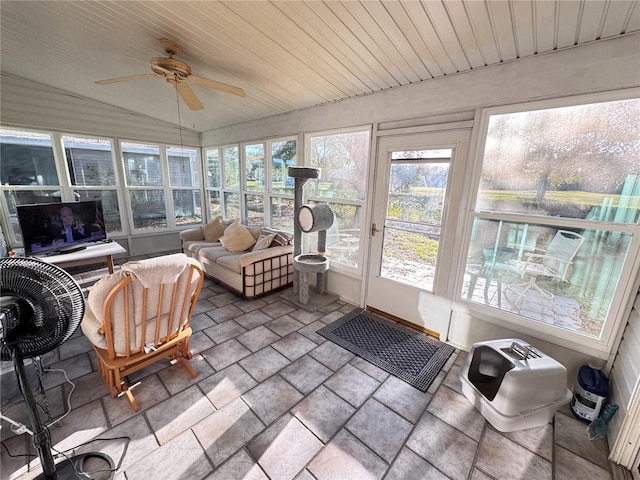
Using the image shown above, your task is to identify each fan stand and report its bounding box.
[11,348,115,480]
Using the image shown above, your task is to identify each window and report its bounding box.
[463,96,640,351]
[62,135,123,234]
[121,142,202,230]
[223,146,239,190]
[206,137,296,231]
[1,128,203,250]
[268,138,296,231]
[168,146,202,226]
[271,139,297,194]
[222,146,240,219]
[0,128,61,241]
[270,197,295,231]
[206,144,253,223]
[121,141,166,230]
[380,150,451,291]
[1,129,58,186]
[205,147,222,218]
[244,143,265,226]
[306,128,371,269]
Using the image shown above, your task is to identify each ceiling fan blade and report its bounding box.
[175,81,204,110]
[95,74,161,85]
[187,75,246,97]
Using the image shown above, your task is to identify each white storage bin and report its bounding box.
[459,339,572,432]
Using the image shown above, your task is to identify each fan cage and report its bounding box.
[0,257,84,360]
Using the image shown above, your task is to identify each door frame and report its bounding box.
[362,127,472,338]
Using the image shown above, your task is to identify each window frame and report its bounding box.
[460,90,640,357]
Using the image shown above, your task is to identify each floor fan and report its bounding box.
[0,257,114,480]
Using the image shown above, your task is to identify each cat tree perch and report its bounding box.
[288,166,334,306]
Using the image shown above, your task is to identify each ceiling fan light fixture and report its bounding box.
[150,57,192,78]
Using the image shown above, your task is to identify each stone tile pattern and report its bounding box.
[0,254,617,480]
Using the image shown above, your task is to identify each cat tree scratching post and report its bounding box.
[288,166,334,305]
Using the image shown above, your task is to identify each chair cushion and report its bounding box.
[220,221,257,252]
[201,216,226,242]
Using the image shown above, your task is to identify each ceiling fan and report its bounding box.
[95,38,246,110]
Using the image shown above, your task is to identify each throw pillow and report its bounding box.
[252,233,276,252]
[201,216,226,243]
[220,221,257,252]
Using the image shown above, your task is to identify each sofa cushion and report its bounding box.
[215,254,242,274]
[197,244,240,262]
[220,221,257,252]
[201,216,226,242]
[252,233,276,252]
[182,240,219,256]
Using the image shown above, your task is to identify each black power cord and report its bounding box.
[1,435,131,479]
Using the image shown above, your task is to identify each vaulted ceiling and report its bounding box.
[1,1,638,133]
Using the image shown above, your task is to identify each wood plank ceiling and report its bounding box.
[1,1,638,133]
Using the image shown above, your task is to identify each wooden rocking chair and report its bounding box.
[81,253,204,411]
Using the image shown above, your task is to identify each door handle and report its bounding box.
[371,223,381,237]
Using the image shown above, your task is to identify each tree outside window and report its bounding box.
[307,128,371,269]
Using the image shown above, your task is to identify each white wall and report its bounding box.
[0,73,200,146]
[608,284,640,466]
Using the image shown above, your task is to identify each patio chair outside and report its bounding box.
[326,221,360,266]
[511,230,585,303]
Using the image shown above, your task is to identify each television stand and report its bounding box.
[35,242,127,274]
[55,244,88,254]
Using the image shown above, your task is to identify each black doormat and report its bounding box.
[317,309,455,392]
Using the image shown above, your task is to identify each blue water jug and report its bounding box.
[571,364,609,423]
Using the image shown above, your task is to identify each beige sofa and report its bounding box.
[179,220,294,298]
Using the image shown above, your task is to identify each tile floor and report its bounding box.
[0,254,620,480]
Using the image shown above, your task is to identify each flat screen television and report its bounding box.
[17,200,107,256]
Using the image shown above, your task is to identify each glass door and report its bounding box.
[366,130,470,336]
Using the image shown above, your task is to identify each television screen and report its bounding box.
[17,200,107,256]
